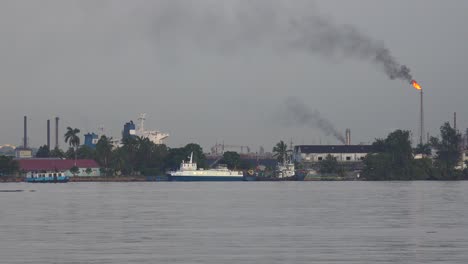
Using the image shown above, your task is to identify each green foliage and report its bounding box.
[65,147,75,159]
[69,166,79,176]
[0,155,19,176]
[133,137,168,175]
[64,127,81,162]
[95,135,113,175]
[164,143,206,171]
[221,151,241,169]
[362,153,393,180]
[113,136,169,175]
[184,143,206,168]
[414,143,432,155]
[410,158,434,180]
[76,145,96,159]
[165,147,188,170]
[363,124,464,181]
[319,154,340,174]
[89,135,172,176]
[363,130,421,180]
[85,167,92,175]
[273,140,288,163]
[35,145,50,158]
[49,147,65,158]
[64,127,81,148]
[430,122,462,179]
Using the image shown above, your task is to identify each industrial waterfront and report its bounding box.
[1,111,468,182]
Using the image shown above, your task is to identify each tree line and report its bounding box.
[312,122,467,180]
[362,122,467,180]
[1,122,467,179]
[36,134,209,176]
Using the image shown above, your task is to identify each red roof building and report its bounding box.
[17,159,101,177]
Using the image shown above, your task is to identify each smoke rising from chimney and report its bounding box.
[283,97,345,144]
[152,1,413,83]
[289,16,413,82]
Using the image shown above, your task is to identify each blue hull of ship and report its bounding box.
[168,175,245,182]
[25,176,69,183]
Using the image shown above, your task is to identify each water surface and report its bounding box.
[0,182,467,263]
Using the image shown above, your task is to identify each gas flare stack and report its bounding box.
[411,80,424,145]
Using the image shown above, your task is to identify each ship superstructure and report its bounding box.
[136,113,169,145]
[168,152,244,181]
[121,113,169,145]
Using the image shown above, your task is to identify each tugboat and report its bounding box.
[168,152,244,181]
[245,141,305,181]
[25,172,69,183]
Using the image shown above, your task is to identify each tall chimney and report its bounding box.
[23,116,27,148]
[55,117,59,149]
[345,128,351,145]
[47,119,50,149]
[454,112,457,131]
[419,90,424,145]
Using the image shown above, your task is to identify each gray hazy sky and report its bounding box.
[1,0,468,152]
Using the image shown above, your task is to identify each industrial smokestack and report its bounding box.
[345,128,351,145]
[47,119,50,149]
[23,116,27,148]
[454,112,457,131]
[55,117,59,149]
[419,90,424,145]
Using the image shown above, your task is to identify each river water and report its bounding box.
[0,182,467,264]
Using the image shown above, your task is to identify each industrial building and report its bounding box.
[293,128,374,163]
[293,145,374,163]
[84,133,99,148]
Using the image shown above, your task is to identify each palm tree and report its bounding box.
[122,136,138,174]
[273,140,288,164]
[64,127,81,166]
[135,136,153,170]
[96,135,113,176]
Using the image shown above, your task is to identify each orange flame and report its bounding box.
[411,80,422,90]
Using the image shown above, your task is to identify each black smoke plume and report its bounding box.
[283,97,345,144]
[289,16,413,82]
[152,1,414,83]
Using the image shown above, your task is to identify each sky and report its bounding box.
[1,0,468,153]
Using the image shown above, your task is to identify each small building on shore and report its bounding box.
[17,159,101,177]
[15,147,32,159]
[293,145,374,163]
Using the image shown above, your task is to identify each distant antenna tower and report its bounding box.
[98,125,105,138]
[138,113,146,134]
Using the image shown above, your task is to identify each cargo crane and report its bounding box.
[210,143,251,155]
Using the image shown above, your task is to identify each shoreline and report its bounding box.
[0,176,154,183]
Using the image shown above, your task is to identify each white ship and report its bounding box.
[273,141,304,180]
[168,152,244,181]
[275,160,295,179]
[136,113,169,144]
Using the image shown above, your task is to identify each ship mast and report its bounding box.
[138,113,146,134]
